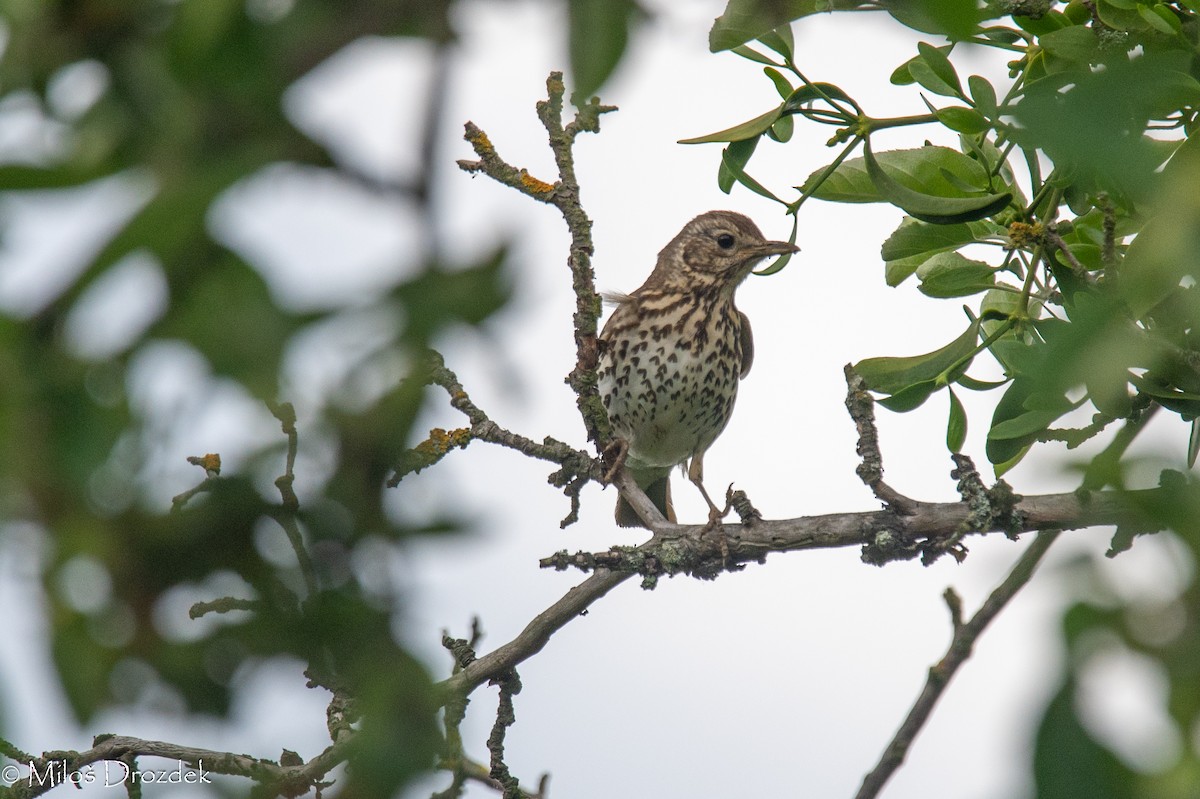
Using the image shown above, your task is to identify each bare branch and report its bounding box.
[854,529,1062,799]
[437,569,631,701]
[170,454,220,511]
[268,400,318,596]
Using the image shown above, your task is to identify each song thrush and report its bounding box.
[598,210,798,528]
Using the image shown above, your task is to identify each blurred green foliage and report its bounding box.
[0,0,642,795]
[704,0,1200,794]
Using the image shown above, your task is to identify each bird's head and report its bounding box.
[652,210,798,291]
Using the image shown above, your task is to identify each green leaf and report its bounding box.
[1128,375,1200,418]
[1138,2,1181,34]
[909,59,960,98]
[885,0,981,39]
[803,145,995,203]
[1131,374,1200,404]
[855,320,980,397]
[753,214,798,276]
[946,388,967,452]
[767,114,794,142]
[862,140,1013,224]
[679,106,781,144]
[568,0,638,100]
[977,25,1024,44]
[720,145,784,203]
[1118,134,1200,317]
[987,378,1041,467]
[718,136,759,193]
[1085,367,1132,418]
[916,251,996,297]
[395,249,512,344]
[956,374,1009,391]
[731,44,783,66]
[935,106,991,134]
[759,24,795,61]
[1033,679,1136,799]
[1039,25,1101,64]
[878,380,938,412]
[1095,0,1152,31]
[0,162,116,190]
[917,41,963,97]
[155,252,294,398]
[968,75,999,117]
[882,217,999,261]
[891,44,952,87]
[709,0,873,52]
[782,81,861,115]
[1014,9,1072,35]
[989,408,1069,440]
[882,217,1003,286]
[1009,59,1200,203]
[992,445,1033,477]
[764,66,794,99]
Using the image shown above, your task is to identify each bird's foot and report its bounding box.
[696,482,736,564]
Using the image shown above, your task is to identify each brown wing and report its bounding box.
[738,310,753,379]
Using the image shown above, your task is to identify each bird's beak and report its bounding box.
[753,240,800,257]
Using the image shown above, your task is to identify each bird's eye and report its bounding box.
[716,233,735,249]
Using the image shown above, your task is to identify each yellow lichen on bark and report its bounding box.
[520,171,555,195]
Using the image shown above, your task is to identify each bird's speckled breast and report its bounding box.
[598,289,744,470]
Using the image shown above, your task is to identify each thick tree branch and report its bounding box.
[435,483,1152,705]
[854,529,1062,799]
[540,488,1148,578]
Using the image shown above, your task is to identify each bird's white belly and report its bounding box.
[599,338,739,470]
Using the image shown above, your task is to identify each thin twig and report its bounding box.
[1043,225,1096,283]
[269,401,319,597]
[854,529,1062,799]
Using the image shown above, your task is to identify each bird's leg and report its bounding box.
[687,455,732,551]
[602,437,629,484]
[687,455,738,563]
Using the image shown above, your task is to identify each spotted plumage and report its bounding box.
[598,210,798,528]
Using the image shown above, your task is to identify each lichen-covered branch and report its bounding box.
[434,632,546,799]
[844,365,918,514]
[854,529,1062,799]
[431,476,1155,706]
[486,669,523,799]
[390,351,601,525]
[457,71,616,450]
